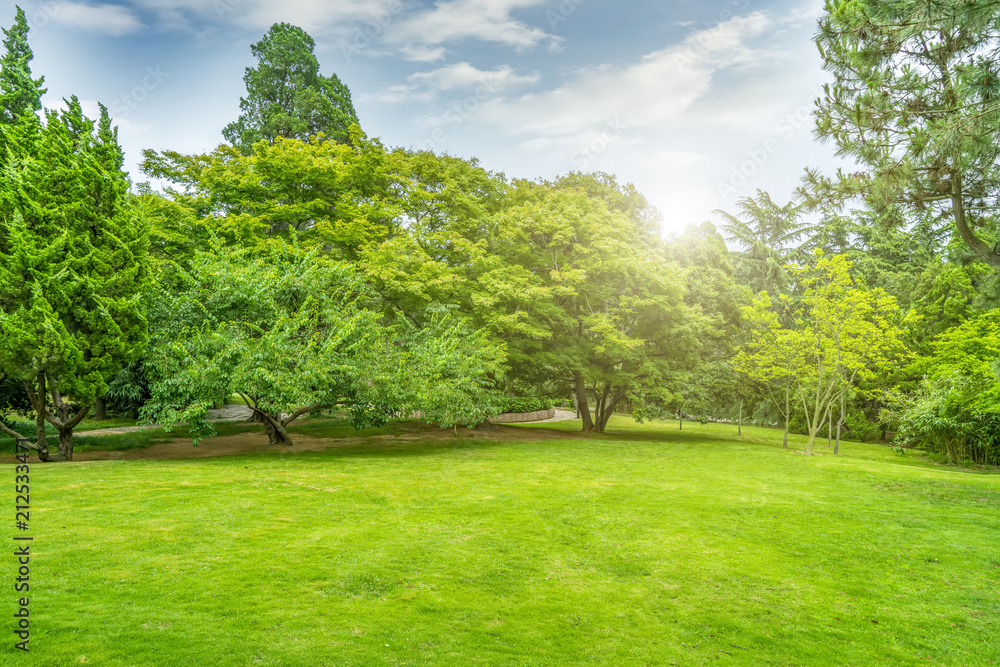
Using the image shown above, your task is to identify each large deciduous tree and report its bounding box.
[141,131,403,258]
[813,0,1000,269]
[0,100,149,461]
[141,240,505,445]
[364,164,699,433]
[223,22,360,152]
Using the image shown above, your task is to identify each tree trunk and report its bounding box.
[592,389,604,433]
[57,428,73,461]
[834,390,844,456]
[94,396,107,421]
[806,421,819,455]
[592,394,622,434]
[678,408,683,431]
[41,381,90,461]
[574,372,593,433]
[827,410,832,448]
[35,373,48,457]
[263,414,293,446]
[783,388,790,449]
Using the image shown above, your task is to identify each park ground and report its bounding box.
[1,416,998,666]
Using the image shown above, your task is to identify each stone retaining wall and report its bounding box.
[489,408,556,424]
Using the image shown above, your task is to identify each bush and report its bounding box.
[844,410,881,443]
[0,376,31,427]
[498,397,555,414]
[884,309,1000,466]
[886,376,1000,467]
[788,414,809,436]
[105,362,151,418]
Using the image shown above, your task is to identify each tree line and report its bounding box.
[1,3,999,466]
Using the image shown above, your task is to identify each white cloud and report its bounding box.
[366,62,539,103]
[396,44,449,63]
[385,0,557,60]
[127,0,389,32]
[475,12,775,141]
[122,0,557,59]
[409,62,539,91]
[50,2,144,36]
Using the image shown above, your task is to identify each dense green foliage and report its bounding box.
[1,7,999,463]
[0,97,149,460]
[887,309,1000,465]
[0,373,29,426]
[0,6,44,123]
[5,6,1000,665]
[142,240,505,444]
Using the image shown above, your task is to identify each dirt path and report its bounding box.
[75,405,579,438]
[70,421,581,462]
[535,409,578,423]
[75,404,257,438]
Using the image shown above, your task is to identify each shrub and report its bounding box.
[887,376,1000,467]
[105,362,151,418]
[844,409,881,443]
[885,310,1000,467]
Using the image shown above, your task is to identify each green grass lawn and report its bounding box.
[5,417,999,665]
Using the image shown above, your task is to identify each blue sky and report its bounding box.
[8,0,849,234]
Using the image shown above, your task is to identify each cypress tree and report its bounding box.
[0,97,149,461]
[0,6,45,123]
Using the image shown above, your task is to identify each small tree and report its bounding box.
[739,254,911,454]
[735,294,805,449]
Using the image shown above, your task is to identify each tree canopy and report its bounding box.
[223,23,361,152]
[813,0,1000,268]
[141,240,505,445]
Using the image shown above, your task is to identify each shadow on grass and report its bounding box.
[512,418,747,446]
[241,417,743,464]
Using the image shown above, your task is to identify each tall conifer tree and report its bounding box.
[223,23,360,152]
[0,6,45,123]
[0,77,149,459]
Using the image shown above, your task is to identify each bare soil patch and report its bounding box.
[69,422,580,462]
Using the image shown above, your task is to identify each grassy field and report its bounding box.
[3,417,999,665]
